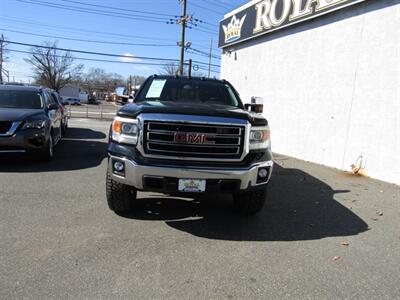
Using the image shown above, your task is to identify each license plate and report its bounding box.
[178,179,206,193]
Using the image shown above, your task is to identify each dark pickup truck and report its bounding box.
[106,75,273,215]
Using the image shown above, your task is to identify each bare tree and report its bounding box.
[129,75,146,86]
[160,62,205,77]
[81,68,125,94]
[161,63,180,76]
[25,41,83,91]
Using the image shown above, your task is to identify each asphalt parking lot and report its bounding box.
[0,119,399,299]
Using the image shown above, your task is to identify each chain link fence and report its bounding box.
[66,102,119,120]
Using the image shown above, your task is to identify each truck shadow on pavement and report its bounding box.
[0,128,107,172]
[121,164,369,241]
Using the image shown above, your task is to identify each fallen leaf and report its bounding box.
[332,256,341,261]
[370,217,378,221]
[376,211,383,216]
[340,241,350,246]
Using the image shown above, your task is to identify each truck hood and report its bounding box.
[0,108,45,122]
[117,101,268,126]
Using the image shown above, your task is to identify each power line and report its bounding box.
[7,48,220,75]
[188,26,218,35]
[196,65,220,74]
[191,59,220,68]
[190,3,225,16]
[189,48,220,60]
[186,50,220,63]
[5,40,219,69]
[5,40,180,62]
[16,0,217,35]
[203,0,235,10]
[0,15,176,42]
[6,48,181,67]
[60,0,175,17]
[16,0,168,24]
[0,23,216,54]
[0,16,218,51]
[0,28,177,47]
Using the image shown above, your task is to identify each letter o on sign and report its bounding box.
[269,0,291,26]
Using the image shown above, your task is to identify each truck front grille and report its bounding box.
[0,121,13,134]
[143,121,245,160]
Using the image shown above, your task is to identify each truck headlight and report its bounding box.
[249,126,270,150]
[111,117,139,145]
[22,120,46,129]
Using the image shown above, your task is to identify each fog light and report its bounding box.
[258,168,268,178]
[114,161,124,172]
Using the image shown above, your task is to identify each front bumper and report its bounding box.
[108,154,273,192]
[0,128,47,153]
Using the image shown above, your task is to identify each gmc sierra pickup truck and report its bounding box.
[106,75,273,215]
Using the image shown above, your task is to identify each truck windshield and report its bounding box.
[135,78,243,108]
[0,90,43,109]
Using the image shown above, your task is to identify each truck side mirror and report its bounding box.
[245,97,264,113]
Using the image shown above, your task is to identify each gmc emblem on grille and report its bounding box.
[174,133,215,144]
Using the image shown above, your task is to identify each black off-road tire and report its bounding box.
[106,172,137,213]
[233,187,267,215]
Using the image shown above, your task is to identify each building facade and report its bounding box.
[219,0,399,184]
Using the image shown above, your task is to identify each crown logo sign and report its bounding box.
[222,14,247,43]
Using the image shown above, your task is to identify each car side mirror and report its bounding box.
[245,97,264,113]
[47,103,59,110]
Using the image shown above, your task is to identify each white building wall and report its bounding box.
[221,0,399,184]
[59,85,80,98]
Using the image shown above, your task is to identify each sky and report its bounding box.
[0,0,249,83]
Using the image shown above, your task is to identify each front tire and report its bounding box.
[233,187,267,215]
[106,172,137,213]
[40,133,54,161]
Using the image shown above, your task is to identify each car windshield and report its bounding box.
[0,90,43,109]
[135,78,243,108]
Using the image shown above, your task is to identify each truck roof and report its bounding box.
[150,75,226,84]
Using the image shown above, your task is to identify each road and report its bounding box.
[0,119,399,299]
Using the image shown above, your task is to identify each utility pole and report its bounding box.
[188,59,192,77]
[179,0,187,76]
[0,34,4,84]
[208,37,213,78]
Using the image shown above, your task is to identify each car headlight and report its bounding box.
[249,126,270,150]
[111,117,139,145]
[22,120,46,129]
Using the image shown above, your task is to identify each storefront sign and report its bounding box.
[219,0,367,48]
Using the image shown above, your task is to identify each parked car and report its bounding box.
[105,95,112,102]
[88,95,98,105]
[106,75,273,215]
[62,97,81,105]
[50,91,68,135]
[0,85,63,160]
